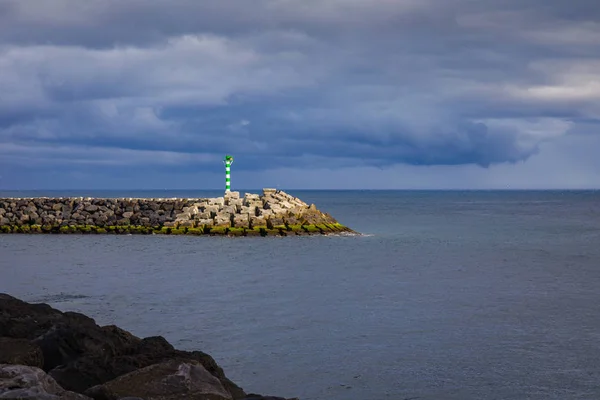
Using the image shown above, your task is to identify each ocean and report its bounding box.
[1,190,600,399]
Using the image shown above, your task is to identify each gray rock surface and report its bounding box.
[0,364,91,399]
[84,360,232,400]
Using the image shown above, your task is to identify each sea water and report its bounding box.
[1,190,600,399]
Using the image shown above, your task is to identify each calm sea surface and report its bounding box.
[1,190,600,400]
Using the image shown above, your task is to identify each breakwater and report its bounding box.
[0,189,355,236]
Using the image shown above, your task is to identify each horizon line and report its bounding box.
[1,188,599,192]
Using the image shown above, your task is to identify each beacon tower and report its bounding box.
[224,155,234,192]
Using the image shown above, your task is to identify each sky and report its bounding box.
[0,0,599,190]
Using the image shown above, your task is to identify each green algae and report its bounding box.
[302,225,322,233]
[227,227,245,236]
[58,225,72,233]
[287,224,304,233]
[0,222,350,236]
[210,226,227,235]
[187,227,204,235]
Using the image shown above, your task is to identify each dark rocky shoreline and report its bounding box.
[0,294,298,400]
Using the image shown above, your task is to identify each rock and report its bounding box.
[0,295,246,399]
[38,323,142,391]
[243,396,299,400]
[210,198,225,207]
[258,209,273,218]
[0,364,92,399]
[224,192,240,205]
[213,215,230,227]
[0,337,44,368]
[84,360,232,400]
[249,216,266,228]
[122,212,134,219]
[267,217,285,228]
[196,211,211,220]
[175,212,191,221]
[232,214,249,228]
[283,215,300,225]
[0,294,66,339]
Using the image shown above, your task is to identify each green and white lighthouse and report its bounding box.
[223,155,234,192]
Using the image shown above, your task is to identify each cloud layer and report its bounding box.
[0,0,599,188]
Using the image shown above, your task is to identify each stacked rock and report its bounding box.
[0,189,355,236]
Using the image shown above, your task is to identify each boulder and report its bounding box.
[0,294,66,339]
[84,360,232,400]
[210,198,225,207]
[249,216,266,228]
[0,364,91,400]
[283,215,300,226]
[267,217,285,228]
[0,337,44,368]
[222,206,236,215]
[0,295,246,399]
[258,209,273,218]
[213,214,231,227]
[232,214,249,228]
[38,324,142,392]
[175,211,191,219]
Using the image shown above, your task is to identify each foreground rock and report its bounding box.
[0,364,91,399]
[0,189,356,236]
[85,360,233,400]
[0,337,44,368]
[0,294,297,400]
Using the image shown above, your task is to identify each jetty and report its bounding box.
[0,189,355,236]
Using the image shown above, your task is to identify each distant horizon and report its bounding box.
[1,188,599,192]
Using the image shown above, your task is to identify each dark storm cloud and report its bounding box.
[0,0,599,187]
